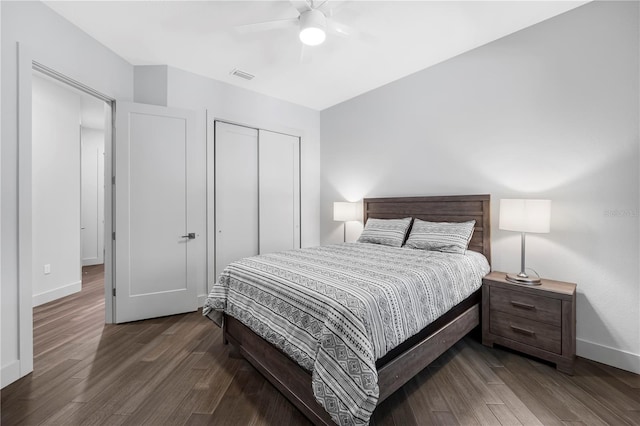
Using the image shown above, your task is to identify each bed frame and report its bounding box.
[222,194,491,425]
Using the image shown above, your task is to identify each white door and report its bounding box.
[258,130,300,254]
[114,102,199,323]
[81,127,105,266]
[214,122,259,278]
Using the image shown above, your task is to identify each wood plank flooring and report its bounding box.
[2,265,639,425]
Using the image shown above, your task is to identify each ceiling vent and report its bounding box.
[230,68,255,81]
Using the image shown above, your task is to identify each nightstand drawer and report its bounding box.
[490,311,561,354]
[490,286,561,325]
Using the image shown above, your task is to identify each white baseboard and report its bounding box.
[577,338,640,374]
[82,258,104,267]
[1,360,21,388]
[33,280,82,307]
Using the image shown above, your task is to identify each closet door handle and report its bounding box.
[181,233,196,239]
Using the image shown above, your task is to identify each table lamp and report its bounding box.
[333,202,360,242]
[499,199,551,285]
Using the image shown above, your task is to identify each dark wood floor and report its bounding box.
[2,266,639,425]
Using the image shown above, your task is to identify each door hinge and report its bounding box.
[112,288,116,297]
[112,232,116,240]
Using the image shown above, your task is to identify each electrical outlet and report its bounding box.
[44,264,51,274]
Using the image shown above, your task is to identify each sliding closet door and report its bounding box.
[215,122,259,277]
[258,130,301,254]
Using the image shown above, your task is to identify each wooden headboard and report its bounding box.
[363,194,491,265]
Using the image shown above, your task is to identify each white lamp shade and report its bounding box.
[333,202,360,222]
[499,199,551,233]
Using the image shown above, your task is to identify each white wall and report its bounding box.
[31,75,82,307]
[321,1,639,373]
[1,0,133,387]
[134,65,322,301]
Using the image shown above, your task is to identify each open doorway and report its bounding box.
[30,69,110,310]
[11,48,118,383]
[15,55,200,385]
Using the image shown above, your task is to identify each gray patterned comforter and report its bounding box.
[203,243,490,426]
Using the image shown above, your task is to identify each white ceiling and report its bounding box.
[44,1,588,111]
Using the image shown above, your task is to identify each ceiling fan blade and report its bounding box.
[290,0,311,14]
[313,0,330,11]
[319,0,349,17]
[326,19,355,37]
[235,18,298,34]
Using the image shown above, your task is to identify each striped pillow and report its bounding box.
[357,217,413,247]
[404,219,475,254]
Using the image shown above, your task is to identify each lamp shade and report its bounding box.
[499,199,551,234]
[333,202,360,222]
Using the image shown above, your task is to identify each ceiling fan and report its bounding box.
[236,0,355,47]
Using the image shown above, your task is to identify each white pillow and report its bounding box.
[357,217,412,248]
[404,219,475,254]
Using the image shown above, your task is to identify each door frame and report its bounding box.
[15,44,116,380]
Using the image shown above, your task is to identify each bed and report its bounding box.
[204,194,491,425]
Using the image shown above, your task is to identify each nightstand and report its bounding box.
[482,271,576,374]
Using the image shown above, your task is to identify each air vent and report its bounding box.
[230,68,255,81]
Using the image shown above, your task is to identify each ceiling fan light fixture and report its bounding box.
[300,27,326,46]
[299,9,326,46]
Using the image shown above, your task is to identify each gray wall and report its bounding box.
[321,1,639,372]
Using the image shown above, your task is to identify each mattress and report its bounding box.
[204,242,490,425]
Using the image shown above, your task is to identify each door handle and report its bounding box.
[180,233,196,239]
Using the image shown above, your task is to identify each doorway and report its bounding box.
[25,66,203,326]
[15,54,201,385]
[31,70,109,308]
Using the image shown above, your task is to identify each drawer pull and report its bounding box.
[510,325,535,336]
[511,301,536,310]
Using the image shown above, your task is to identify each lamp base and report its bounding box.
[505,273,541,285]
